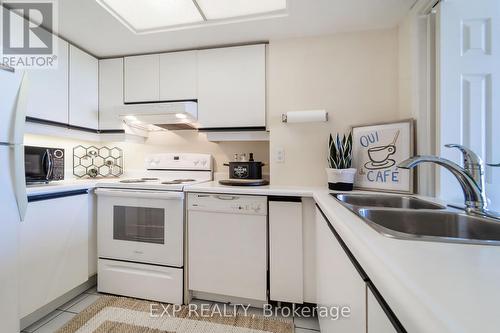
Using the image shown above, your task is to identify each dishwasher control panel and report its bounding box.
[187,193,268,215]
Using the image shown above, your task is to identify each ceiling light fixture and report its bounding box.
[95,0,288,34]
[195,0,287,20]
[96,0,204,34]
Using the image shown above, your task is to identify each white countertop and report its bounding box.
[26,179,500,332]
[26,178,111,196]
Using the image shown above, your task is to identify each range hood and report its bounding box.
[119,101,198,130]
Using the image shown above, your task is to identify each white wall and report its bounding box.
[267,29,401,186]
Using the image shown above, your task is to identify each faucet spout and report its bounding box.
[398,155,487,213]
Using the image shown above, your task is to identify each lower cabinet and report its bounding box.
[315,206,403,333]
[269,197,303,303]
[19,192,90,318]
[315,207,366,332]
[367,286,397,333]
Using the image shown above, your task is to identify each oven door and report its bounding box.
[95,188,184,267]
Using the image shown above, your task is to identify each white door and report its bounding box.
[27,37,69,124]
[19,193,89,318]
[160,51,197,101]
[0,146,20,333]
[69,45,99,129]
[315,208,366,332]
[437,0,500,210]
[367,287,397,333]
[124,54,160,103]
[96,189,184,267]
[99,58,125,130]
[197,44,266,128]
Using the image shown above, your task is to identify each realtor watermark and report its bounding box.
[1,0,59,69]
[150,303,352,321]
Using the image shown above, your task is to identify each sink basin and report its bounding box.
[332,193,445,210]
[358,208,500,245]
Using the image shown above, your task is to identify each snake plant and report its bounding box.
[328,132,353,169]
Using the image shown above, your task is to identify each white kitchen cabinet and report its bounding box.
[367,287,397,333]
[315,207,366,332]
[88,191,97,277]
[160,51,197,101]
[197,44,266,129]
[302,197,317,303]
[69,45,98,129]
[269,198,303,303]
[124,54,159,103]
[19,192,89,318]
[26,36,69,124]
[99,58,125,130]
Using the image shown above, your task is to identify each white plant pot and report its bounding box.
[326,168,357,191]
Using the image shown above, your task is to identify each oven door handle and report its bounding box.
[95,188,184,200]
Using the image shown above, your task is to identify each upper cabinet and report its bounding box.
[197,44,266,129]
[160,51,197,101]
[69,45,98,130]
[99,58,125,130]
[124,54,160,103]
[124,51,197,103]
[25,38,69,124]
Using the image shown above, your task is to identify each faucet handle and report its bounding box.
[445,144,484,170]
[487,162,500,167]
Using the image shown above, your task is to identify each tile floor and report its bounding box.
[22,286,320,333]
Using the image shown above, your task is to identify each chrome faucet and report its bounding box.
[398,144,499,219]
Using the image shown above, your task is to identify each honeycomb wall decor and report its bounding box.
[73,145,123,178]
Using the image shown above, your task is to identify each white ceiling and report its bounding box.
[54,0,415,58]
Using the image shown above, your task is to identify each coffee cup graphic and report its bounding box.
[368,145,396,164]
[364,130,400,170]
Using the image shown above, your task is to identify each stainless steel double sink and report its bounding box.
[332,193,500,246]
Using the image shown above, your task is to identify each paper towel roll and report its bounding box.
[282,110,328,123]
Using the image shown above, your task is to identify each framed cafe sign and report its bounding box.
[351,119,415,193]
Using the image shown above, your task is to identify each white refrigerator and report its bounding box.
[0,64,29,333]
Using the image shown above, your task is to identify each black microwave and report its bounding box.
[25,146,65,184]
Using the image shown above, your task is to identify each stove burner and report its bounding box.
[160,179,196,185]
[119,179,146,183]
[141,177,159,181]
[161,180,182,185]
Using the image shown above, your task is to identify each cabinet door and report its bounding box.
[367,287,397,333]
[69,45,98,129]
[25,37,69,124]
[124,54,159,103]
[19,193,89,318]
[315,207,366,332]
[197,44,266,128]
[269,199,303,303]
[99,58,124,130]
[160,51,197,101]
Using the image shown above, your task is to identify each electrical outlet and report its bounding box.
[275,147,285,163]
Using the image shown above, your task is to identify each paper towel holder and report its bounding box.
[281,110,329,123]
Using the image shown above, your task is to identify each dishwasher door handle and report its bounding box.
[214,195,239,201]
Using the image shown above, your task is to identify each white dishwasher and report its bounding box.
[187,193,268,301]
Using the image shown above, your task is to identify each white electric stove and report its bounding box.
[95,153,212,304]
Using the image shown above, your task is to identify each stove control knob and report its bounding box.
[201,160,207,166]
[194,160,200,166]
